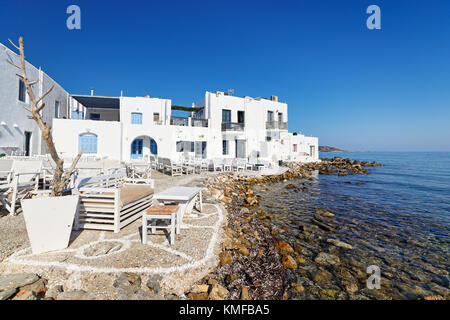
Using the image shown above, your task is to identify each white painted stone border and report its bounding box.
[5,204,224,275]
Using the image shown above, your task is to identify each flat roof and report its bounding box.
[72,95,120,109]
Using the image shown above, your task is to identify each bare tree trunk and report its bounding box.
[7,37,84,197]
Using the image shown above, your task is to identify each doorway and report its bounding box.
[24,131,32,156]
[131,139,143,159]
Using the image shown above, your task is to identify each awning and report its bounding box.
[72,95,120,109]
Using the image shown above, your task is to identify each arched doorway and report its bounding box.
[131,136,158,159]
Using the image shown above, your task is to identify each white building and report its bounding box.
[0,43,69,156]
[0,42,318,163]
[52,91,319,163]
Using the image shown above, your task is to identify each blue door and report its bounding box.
[150,139,158,155]
[131,139,143,159]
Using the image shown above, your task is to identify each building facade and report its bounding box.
[0,43,69,156]
[0,42,318,162]
[52,91,319,163]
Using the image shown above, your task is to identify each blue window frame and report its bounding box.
[79,134,97,154]
[222,109,231,123]
[72,111,83,120]
[131,139,143,159]
[131,112,143,124]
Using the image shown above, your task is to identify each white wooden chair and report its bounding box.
[163,158,182,176]
[0,160,42,215]
[223,158,233,172]
[211,158,224,172]
[233,159,246,172]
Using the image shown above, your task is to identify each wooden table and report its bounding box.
[154,186,202,234]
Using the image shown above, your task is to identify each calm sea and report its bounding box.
[255,151,450,299]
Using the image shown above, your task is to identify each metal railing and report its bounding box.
[266,121,288,130]
[191,118,208,127]
[170,116,189,126]
[221,122,244,131]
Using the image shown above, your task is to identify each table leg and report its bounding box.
[198,190,203,213]
[142,214,147,244]
[176,202,187,234]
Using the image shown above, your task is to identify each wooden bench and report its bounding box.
[142,205,180,245]
[73,173,154,233]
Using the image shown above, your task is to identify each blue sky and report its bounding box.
[1,0,449,151]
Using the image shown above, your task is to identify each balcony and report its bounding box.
[266,121,288,130]
[221,122,244,131]
[191,118,208,127]
[170,116,189,126]
[170,116,209,127]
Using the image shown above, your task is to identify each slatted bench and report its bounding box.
[73,173,154,233]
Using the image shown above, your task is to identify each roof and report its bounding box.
[72,95,120,109]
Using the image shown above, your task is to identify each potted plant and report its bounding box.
[7,38,85,254]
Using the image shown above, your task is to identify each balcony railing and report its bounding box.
[191,118,208,127]
[170,116,189,126]
[266,121,288,130]
[221,122,244,131]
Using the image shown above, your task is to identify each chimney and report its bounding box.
[270,95,278,102]
[90,88,94,96]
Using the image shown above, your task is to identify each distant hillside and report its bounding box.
[319,146,356,152]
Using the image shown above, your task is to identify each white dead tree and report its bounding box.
[7,37,84,196]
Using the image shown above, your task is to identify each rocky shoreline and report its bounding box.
[183,157,447,300]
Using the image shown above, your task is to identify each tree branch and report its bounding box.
[6,59,21,69]
[8,38,20,51]
[36,85,54,105]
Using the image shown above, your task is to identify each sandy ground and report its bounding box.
[0,170,227,298]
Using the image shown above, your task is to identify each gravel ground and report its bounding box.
[0,170,227,299]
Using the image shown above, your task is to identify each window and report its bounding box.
[90,113,100,121]
[267,111,274,122]
[293,144,297,152]
[150,139,158,155]
[278,112,283,123]
[222,109,231,123]
[238,111,245,124]
[190,142,195,152]
[72,111,83,119]
[153,113,160,123]
[222,140,228,155]
[79,134,98,154]
[18,79,26,102]
[131,112,143,124]
[176,141,184,152]
[54,101,60,118]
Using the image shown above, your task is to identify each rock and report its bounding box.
[282,255,298,269]
[342,280,359,293]
[207,278,218,285]
[56,290,91,300]
[191,284,209,293]
[222,196,233,204]
[313,270,332,284]
[292,283,305,294]
[84,241,122,257]
[12,289,37,300]
[208,284,229,300]
[285,184,296,190]
[327,238,353,249]
[0,273,39,291]
[146,274,162,294]
[0,288,17,300]
[21,277,48,297]
[240,286,251,300]
[316,210,335,217]
[219,251,233,266]
[274,241,294,255]
[314,252,340,265]
[187,292,208,300]
[113,273,141,294]
[424,295,444,300]
[224,274,238,285]
[240,207,250,214]
[237,244,250,256]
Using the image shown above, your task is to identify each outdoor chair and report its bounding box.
[0,160,42,215]
[163,158,183,176]
[223,158,233,172]
[211,158,224,172]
